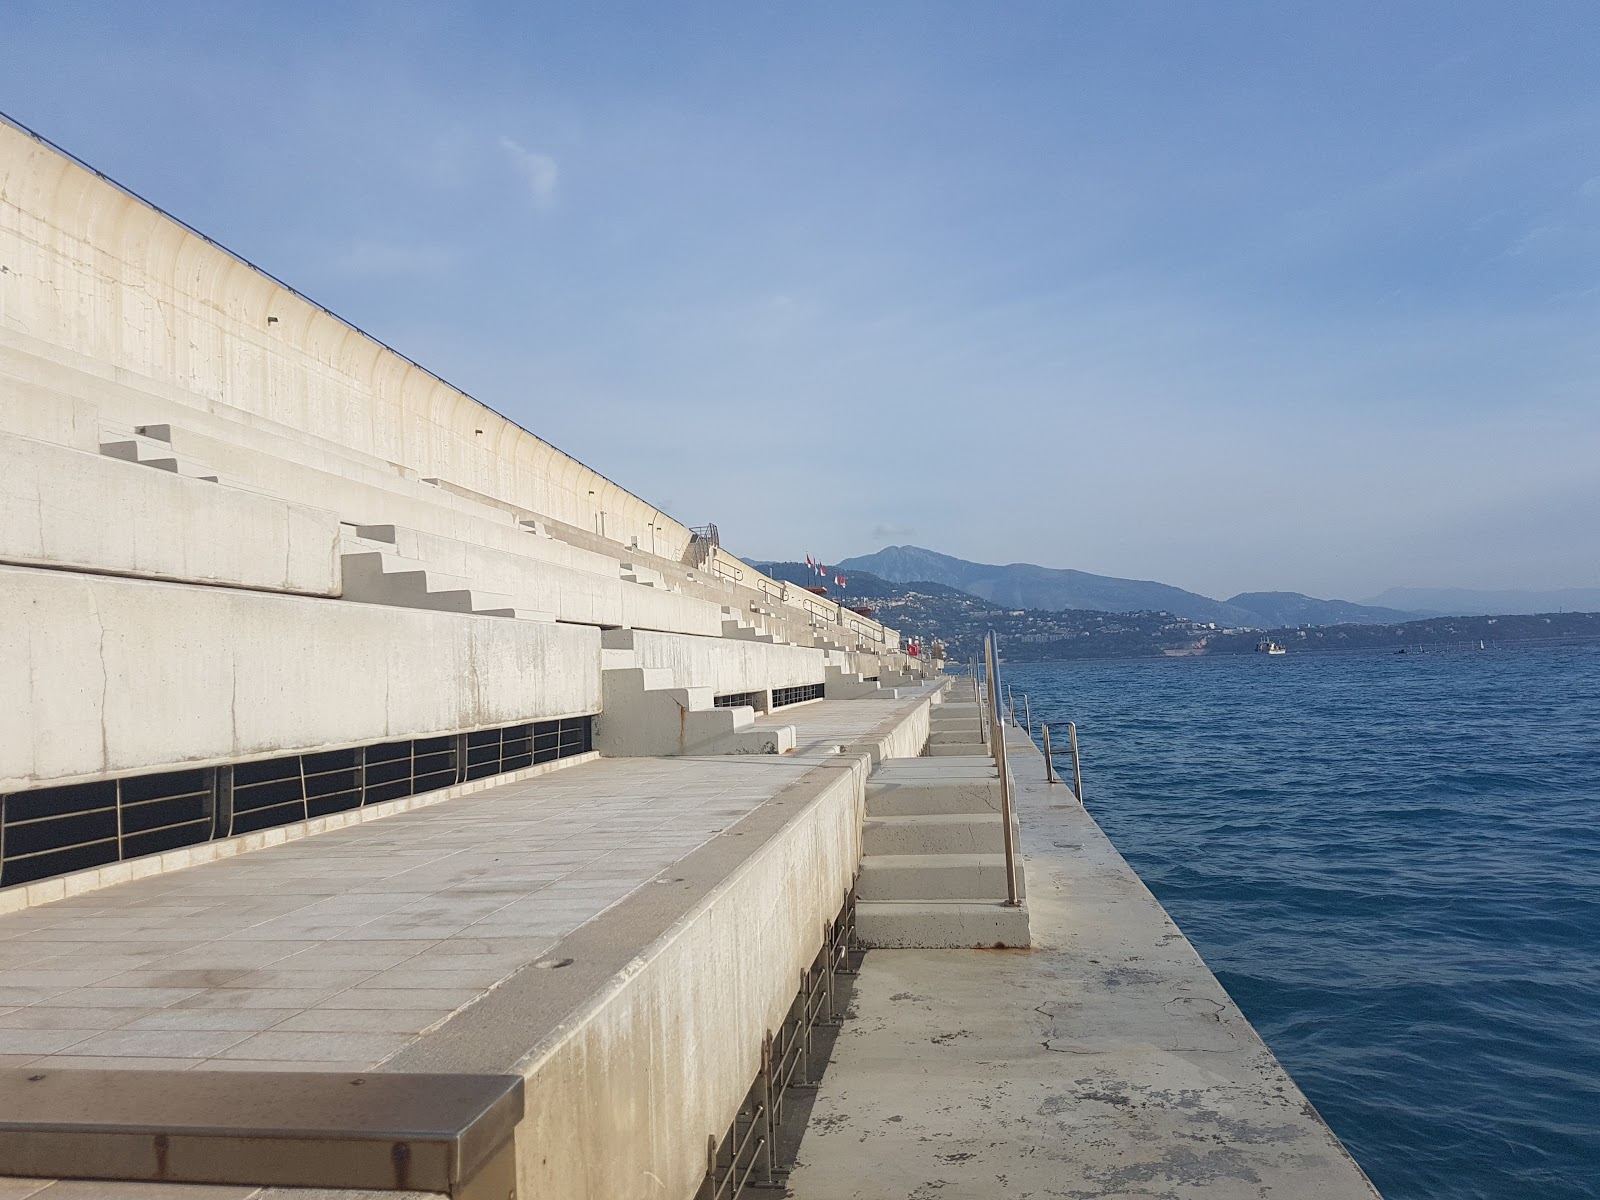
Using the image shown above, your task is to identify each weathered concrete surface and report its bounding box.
[0,118,905,654]
[0,564,601,790]
[786,728,1381,1200]
[0,433,341,596]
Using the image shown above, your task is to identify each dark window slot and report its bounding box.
[2,716,596,891]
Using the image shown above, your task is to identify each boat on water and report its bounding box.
[1256,638,1288,655]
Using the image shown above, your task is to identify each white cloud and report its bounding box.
[499,136,559,208]
[1580,174,1600,201]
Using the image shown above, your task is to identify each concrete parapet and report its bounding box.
[0,431,340,596]
[384,754,876,1200]
[0,564,600,791]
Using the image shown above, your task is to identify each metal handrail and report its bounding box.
[983,630,1020,908]
[1042,720,1084,802]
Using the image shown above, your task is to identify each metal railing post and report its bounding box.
[1068,720,1084,803]
[984,631,1020,907]
[1041,722,1056,784]
[1023,694,1032,738]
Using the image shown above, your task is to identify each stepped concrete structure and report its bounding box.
[0,114,1379,1199]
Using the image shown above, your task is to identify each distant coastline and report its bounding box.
[750,561,1600,663]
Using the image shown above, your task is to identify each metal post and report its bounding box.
[1023,694,1032,737]
[1068,720,1084,803]
[973,655,988,744]
[984,632,1020,907]
[1041,722,1056,784]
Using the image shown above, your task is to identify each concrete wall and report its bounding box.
[0,432,341,595]
[0,120,692,560]
[0,565,601,791]
[621,629,829,696]
[513,755,871,1200]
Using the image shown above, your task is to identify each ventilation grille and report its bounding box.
[713,691,761,710]
[0,716,594,890]
[770,683,825,708]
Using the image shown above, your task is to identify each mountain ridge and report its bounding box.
[834,545,1422,627]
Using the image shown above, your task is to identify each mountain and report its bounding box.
[754,562,977,601]
[1224,592,1422,627]
[1360,586,1600,617]
[836,546,1260,625]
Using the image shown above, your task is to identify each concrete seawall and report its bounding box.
[787,727,1381,1199]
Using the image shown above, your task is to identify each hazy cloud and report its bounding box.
[499,137,559,208]
[872,522,916,539]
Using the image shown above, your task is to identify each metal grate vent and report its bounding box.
[769,683,824,709]
[713,692,761,711]
[0,716,594,890]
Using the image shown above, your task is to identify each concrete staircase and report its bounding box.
[721,607,780,644]
[594,629,797,756]
[823,663,882,700]
[926,699,989,755]
[100,424,219,482]
[855,702,1030,948]
[339,528,555,620]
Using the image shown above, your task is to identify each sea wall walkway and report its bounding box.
[786,727,1381,1199]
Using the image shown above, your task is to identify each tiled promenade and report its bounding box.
[0,692,929,1077]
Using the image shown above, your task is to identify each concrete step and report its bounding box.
[476,606,557,621]
[929,741,989,756]
[866,778,1003,817]
[864,813,1015,856]
[594,666,795,757]
[928,728,982,745]
[100,432,220,482]
[341,551,528,616]
[856,900,1030,949]
[857,854,1021,901]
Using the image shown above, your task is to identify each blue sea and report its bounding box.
[1005,644,1600,1200]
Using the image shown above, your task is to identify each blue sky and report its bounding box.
[6,2,1600,601]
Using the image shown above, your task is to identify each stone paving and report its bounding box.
[0,693,927,1075]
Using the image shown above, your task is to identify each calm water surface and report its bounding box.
[1004,645,1600,1200]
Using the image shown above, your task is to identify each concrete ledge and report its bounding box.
[0,1069,521,1196]
[856,900,1030,949]
[384,754,875,1199]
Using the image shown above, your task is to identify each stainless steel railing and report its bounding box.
[981,629,1020,908]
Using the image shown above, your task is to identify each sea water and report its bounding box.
[1004,644,1600,1200]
